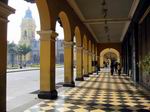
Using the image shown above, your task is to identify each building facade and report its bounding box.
[55,39,64,64]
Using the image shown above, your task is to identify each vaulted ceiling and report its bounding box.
[67,0,140,43]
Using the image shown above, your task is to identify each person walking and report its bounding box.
[96,64,99,75]
[117,63,121,76]
[114,61,118,74]
[110,61,115,75]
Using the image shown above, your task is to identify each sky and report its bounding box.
[8,0,64,44]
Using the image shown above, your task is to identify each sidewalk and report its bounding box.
[7,65,64,73]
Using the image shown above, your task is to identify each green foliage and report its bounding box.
[17,44,32,68]
[17,44,32,56]
[8,42,18,67]
[142,53,150,74]
[8,42,17,54]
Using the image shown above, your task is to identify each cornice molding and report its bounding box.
[37,30,58,41]
[0,1,15,18]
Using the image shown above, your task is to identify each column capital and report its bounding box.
[96,56,99,58]
[83,49,88,53]
[64,41,74,48]
[88,51,92,55]
[76,46,83,50]
[37,30,58,41]
[0,2,15,23]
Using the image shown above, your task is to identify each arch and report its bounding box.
[95,45,97,55]
[58,11,72,41]
[92,43,95,53]
[100,48,120,67]
[83,35,88,49]
[36,0,53,30]
[88,40,91,52]
[74,26,82,47]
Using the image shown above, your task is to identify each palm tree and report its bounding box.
[17,44,31,68]
[8,42,17,67]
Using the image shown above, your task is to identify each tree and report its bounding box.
[8,42,17,67]
[17,44,31,68]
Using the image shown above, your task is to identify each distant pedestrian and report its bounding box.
[114,62,118,74]
[110,61,115,75]
[117,63,121,76]
[96,64,99,75]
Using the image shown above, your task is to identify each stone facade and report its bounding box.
[55,39,64,64]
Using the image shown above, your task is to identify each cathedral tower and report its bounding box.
[19,8,36,46]
[19,8,40,64]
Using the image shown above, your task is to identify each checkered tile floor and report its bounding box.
[24,73,150,112]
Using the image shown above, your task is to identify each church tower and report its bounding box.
[19,8,40,64]
[19,8,36,46]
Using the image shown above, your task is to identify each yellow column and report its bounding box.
[92,53,95,73]
[63,41,75,87]
[0,2,15,111]
[93,54,96,72]
[83,49,89,77]
[37,30,58,99]
[76,46,84,81]
[88,52,92,74]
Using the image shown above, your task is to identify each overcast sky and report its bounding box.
[8,0,64,44]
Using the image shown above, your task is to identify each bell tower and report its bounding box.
[19,7,36,46]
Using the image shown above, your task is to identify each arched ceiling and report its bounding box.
[67,0,140,43]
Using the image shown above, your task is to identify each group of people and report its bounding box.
[95,60,122,76]
[110,61,121,76]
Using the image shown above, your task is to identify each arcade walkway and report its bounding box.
[24,71,150,112]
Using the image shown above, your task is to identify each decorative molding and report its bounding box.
[37,30,58,41]
[88,51,92,55]
[76,46,83,50]
[0,16,9,22]
[0,1,15,17]
[83,49,88,53]
[63,41,74,48]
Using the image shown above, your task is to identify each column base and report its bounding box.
[88,72,93,75]
[0,75,6,112]
[93,71,96,73]
[75,77,84,81]
[38,90,58,99]
[63,81,75,87]
[83,74,89,77]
